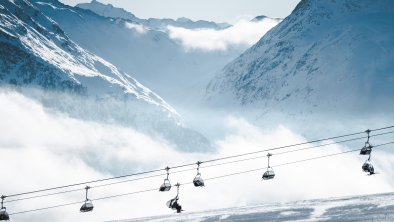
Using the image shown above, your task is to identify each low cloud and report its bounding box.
[125,22,147,34]
[1,90,393,222]
[167,18,280,51]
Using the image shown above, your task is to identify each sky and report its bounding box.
[59,0,301,23]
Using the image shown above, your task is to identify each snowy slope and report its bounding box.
[0,0,170,109]
[76,0,230,30]
[111,192,394,221]
[34,0,279,105]
[206,0,394,117]
[0,0,210,151]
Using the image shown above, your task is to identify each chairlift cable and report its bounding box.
[4,188,83,204]
[200,131,394,170]
[7,141,394,217]
[3,134,364,203]
[9,201,84,215]
[5,168,196,203]
[4,127,394,200]
[4,130,394,204]
[4,168,164,198]
[3,126,394,199]
[274,141,394,169]
[200,126,393,164]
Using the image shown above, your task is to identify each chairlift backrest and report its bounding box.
[0,208,9,221]
[193,173,205,187]
[80,199,94,213]
[262,167,275,180]
[360,143,372,155]
[166,199,173,208]
[362,162,374,173]
[159,179,171,192]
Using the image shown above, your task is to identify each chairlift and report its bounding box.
[166,198,176,208]
[166,183,182,213]
[262,153,275,180]
[80,186,94,213]
[360,129,373,155]
[159,167,171,192]
[0,196,9,221]
[362,155,375,175]
[193,161,205,187]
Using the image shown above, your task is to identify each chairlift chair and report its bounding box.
[160,179,171,192]
[360,142,372,155]
[193,173,205,187]
[0,208,8,221]
[362,159,374,175]
[0,196,9,221]
[262,153,275,180]
[166,198,176,208]
[262,168,275,180]
[193,161,205,187]
[159,167,171,192]
[360,130,373,155]
[166,197,179,209]
[80,186,94,213]
[166,183,182,213]
[80,200,94,213]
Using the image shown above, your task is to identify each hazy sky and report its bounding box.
[59,0,301,23]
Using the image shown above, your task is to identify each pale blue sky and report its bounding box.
[59,0,301,23]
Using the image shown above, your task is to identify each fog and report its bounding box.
[1,90,394,222]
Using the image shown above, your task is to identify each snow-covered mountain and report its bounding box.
[206,0,394,118]
[34,0,280,105]
[0,0,210,151]
[76,0,230,30]
[32,0,241,104]
[113,192,394,221]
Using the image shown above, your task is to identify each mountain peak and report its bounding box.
[251,15,267,22]
[176,17,192,23]
[77,0,136,20]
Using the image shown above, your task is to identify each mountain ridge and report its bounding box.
[37,0,268,104]
[76,0,230,30]
[206,0,394,116]
[0,0,211,151]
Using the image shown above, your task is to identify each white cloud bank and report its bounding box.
[0,90,394,222]
[167,18,281,51]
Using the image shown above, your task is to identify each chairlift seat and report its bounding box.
[193,173,205,187]
[166,198,179,209]
[262,169,275,180]
[362,162,374,173]
[0,208,9,221]
[166,199,173,208]
[360,143,372,155]
[80,200,94,212]
[159,179,171,192]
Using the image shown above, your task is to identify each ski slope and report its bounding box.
[113,192,394,222]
